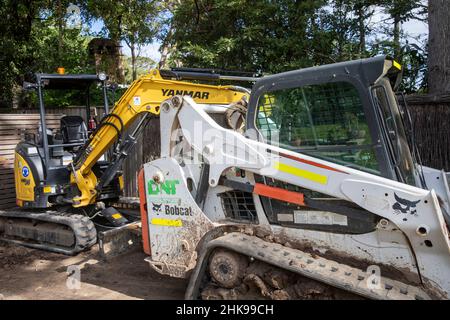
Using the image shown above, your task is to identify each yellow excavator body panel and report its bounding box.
[14,152,36,205]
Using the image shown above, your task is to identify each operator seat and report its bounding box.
[37,125,54,146]
[60,116,88,145]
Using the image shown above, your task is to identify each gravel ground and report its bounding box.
[0,242,188,300]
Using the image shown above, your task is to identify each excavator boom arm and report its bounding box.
[71,70,247,207]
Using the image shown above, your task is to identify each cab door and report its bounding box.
[245,67,390,234]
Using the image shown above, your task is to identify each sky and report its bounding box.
[370,8,428,47]
[88,10,429,65]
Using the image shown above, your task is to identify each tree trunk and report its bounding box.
[158,0,181,69]
[57,0,64,66]
[393,14,401,61]
[158,41,171,69]
[158,24,174,69]
[357,5,365,57]
[428,0,450,94]
[131,44,137,81]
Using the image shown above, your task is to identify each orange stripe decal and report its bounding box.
[254,183,305,206]
[138,169,151,255]
[279,152,347,174]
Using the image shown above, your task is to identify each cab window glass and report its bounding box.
[256,81,380,174]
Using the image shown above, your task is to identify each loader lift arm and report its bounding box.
[70,69,252,207]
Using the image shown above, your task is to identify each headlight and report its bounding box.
[98,72,107,81]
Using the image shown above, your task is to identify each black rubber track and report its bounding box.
[0,210,97,255]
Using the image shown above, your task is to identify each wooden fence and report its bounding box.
[0,113,64,209]
[406,94,450,172]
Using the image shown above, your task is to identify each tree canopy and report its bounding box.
[168,0,429,92]
[0,0,438,108]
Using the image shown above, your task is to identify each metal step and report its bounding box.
[190,232,431,300]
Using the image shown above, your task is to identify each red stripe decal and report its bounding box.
[138,169,151,255]
[279,152,347,174]
[254,183,305,206]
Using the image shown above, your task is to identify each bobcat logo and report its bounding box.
[152,202,162,214]
[392,193,420,216]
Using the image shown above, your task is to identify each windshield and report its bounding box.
[371,77,416,186]
[255,81,380,175]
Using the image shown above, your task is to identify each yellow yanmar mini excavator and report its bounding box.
[1,69,252,254]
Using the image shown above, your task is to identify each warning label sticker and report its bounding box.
[133,96,141,106]
[294,211,348,226]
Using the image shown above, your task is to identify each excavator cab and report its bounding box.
[15,73,122,209]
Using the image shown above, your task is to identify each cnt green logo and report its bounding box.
[147,179,180,195]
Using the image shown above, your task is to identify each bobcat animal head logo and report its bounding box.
[392,193,420,216]
[152,202,162,214]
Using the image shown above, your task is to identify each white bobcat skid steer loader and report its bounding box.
[138,56,450,300]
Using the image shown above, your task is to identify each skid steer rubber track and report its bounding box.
[186,232,432,300]
[0,209,97,255]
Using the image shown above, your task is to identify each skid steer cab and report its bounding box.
[139,56,450,300]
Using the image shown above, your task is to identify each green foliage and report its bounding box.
[85,0,159,44]
[0,0,433,108]
[168,0,428,93]
[30,22,92,75]
[169,0,328,74]
[365,0,427,92]
[0,0,42,107]
[85,0,160,80]
[382,0,425,21]
[123,56,156,83]
[0,0,94,108]
[26,12,95,107]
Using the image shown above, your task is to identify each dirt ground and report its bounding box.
[0,242,188,300]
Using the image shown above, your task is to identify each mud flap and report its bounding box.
[98,221,141,260]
